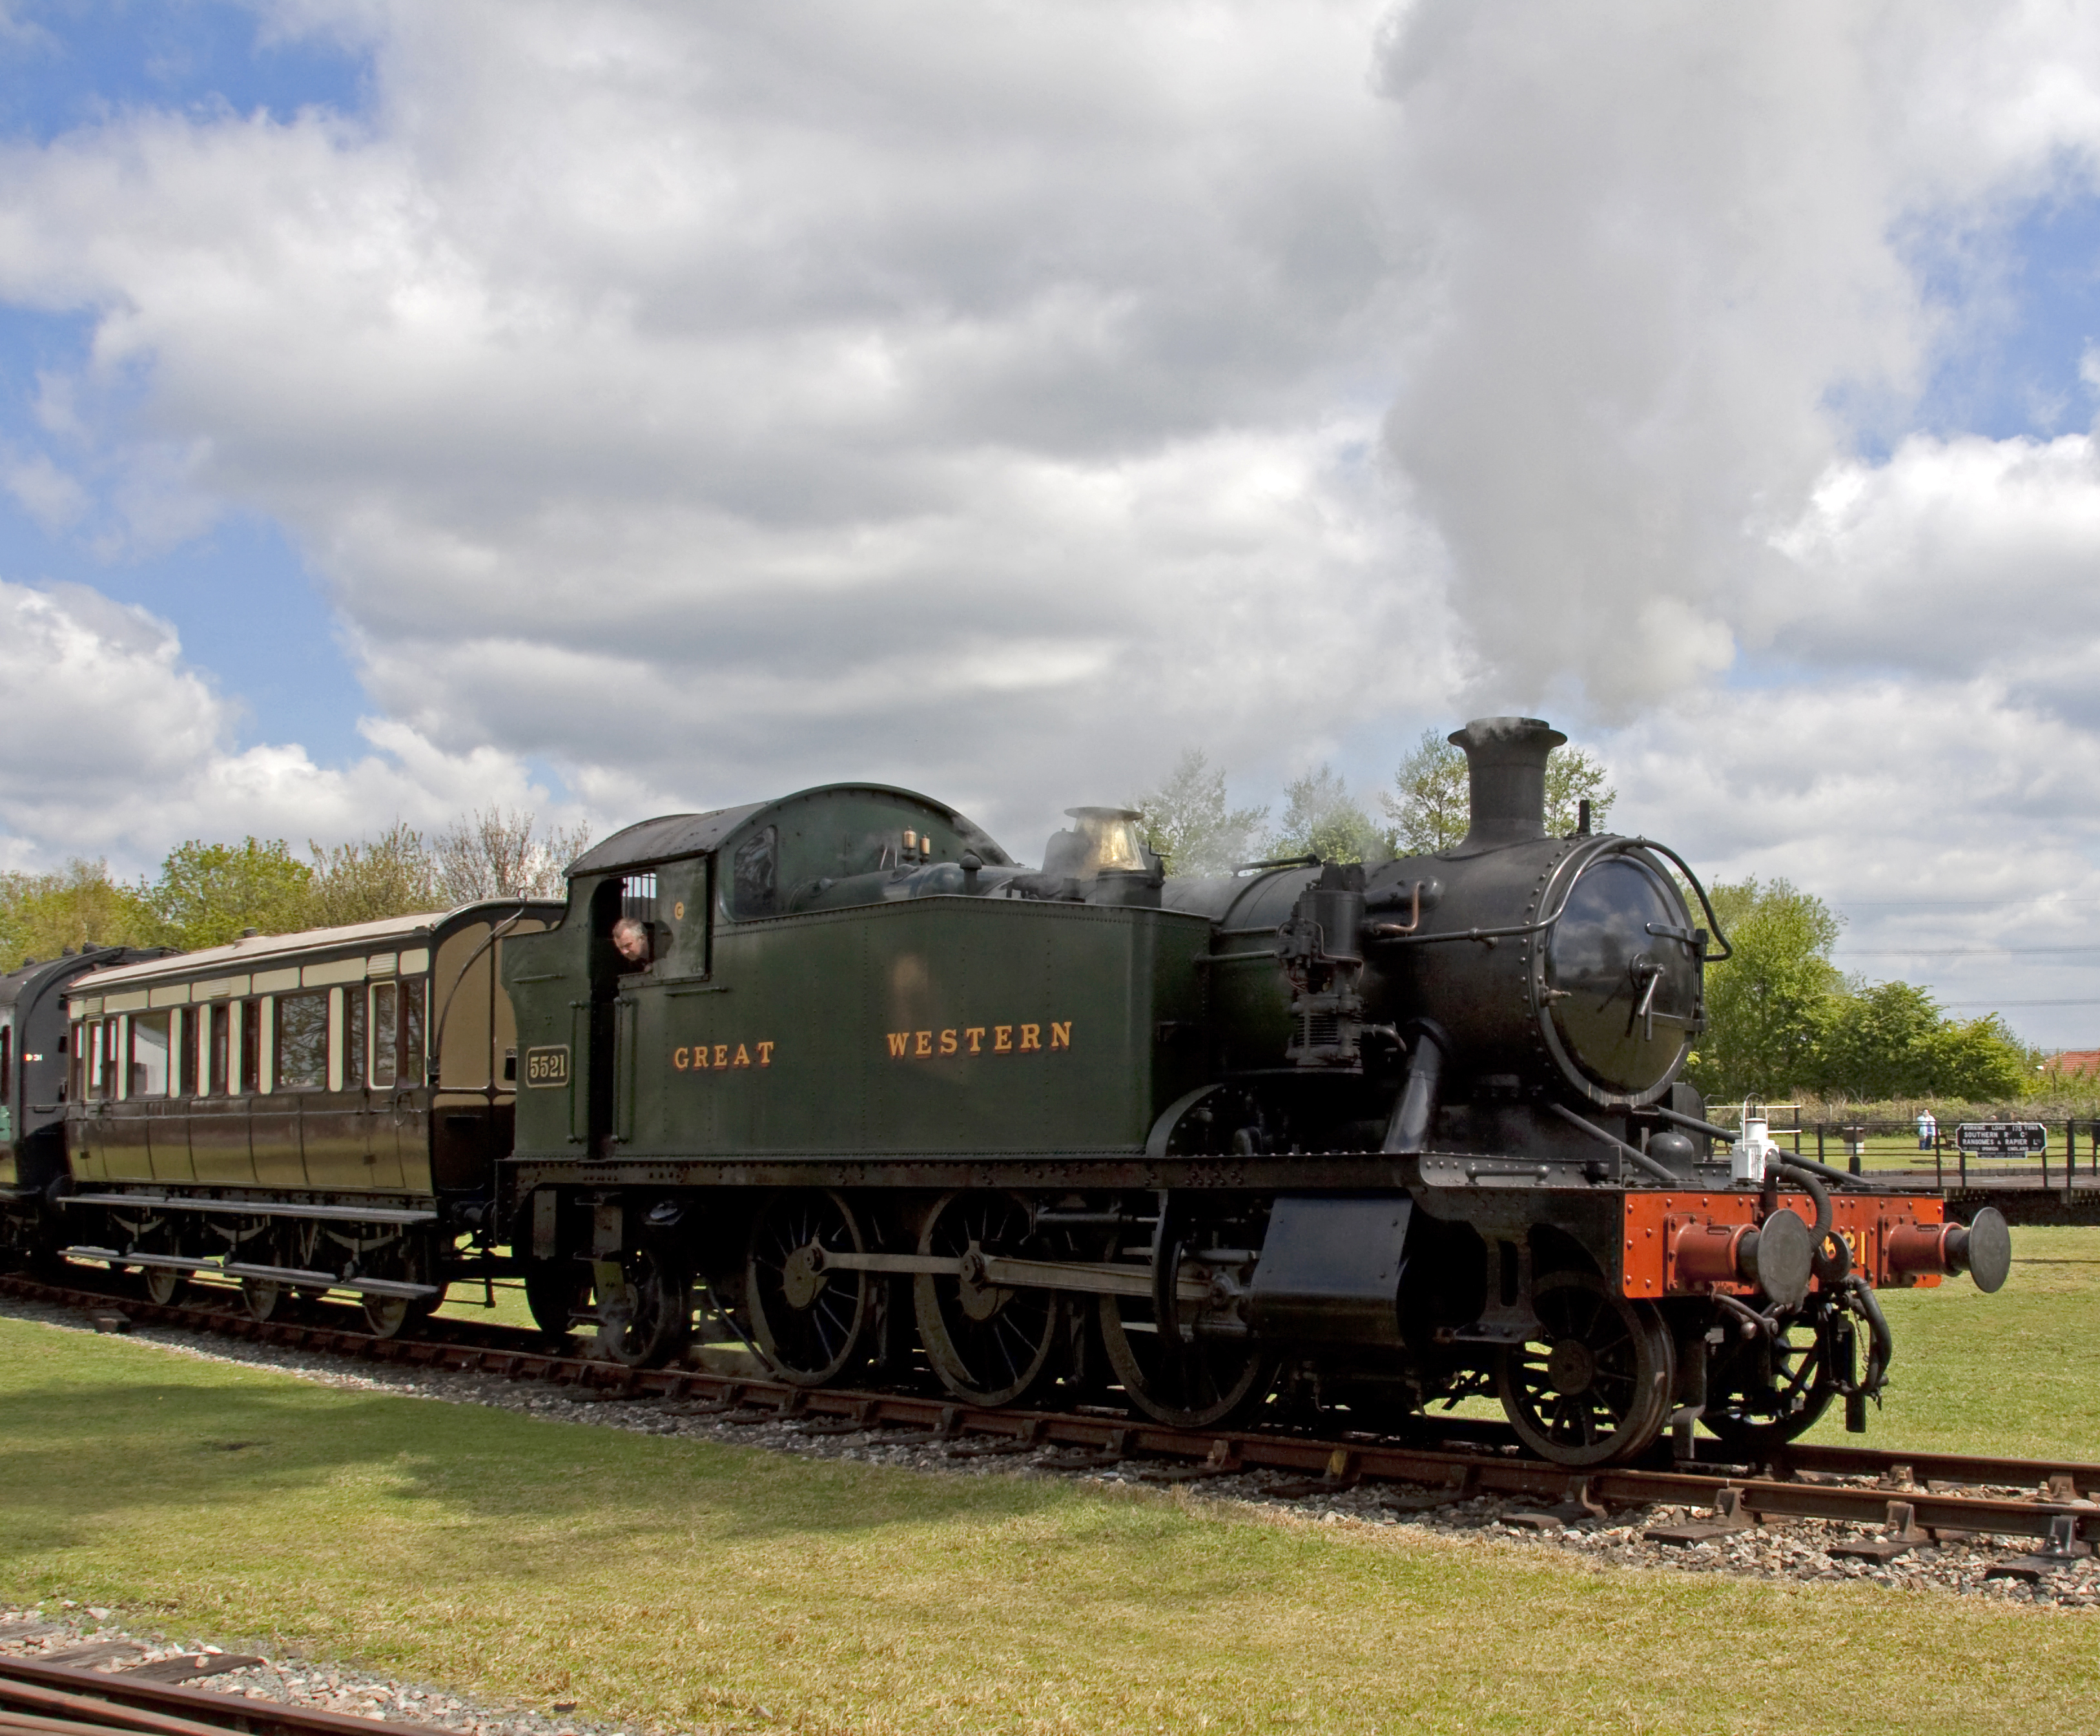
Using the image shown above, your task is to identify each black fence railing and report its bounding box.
[1698,1111,2100,1192]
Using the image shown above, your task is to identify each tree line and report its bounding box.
[1133,737,2030,1106]
[0,809,588,971]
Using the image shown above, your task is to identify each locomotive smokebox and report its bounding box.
[1450,716,1567,849]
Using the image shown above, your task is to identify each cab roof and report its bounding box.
[568,783,1011,878]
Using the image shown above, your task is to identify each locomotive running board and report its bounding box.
[812,1248,1215,1301]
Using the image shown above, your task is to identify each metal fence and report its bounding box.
[1699,1108,2100,1192]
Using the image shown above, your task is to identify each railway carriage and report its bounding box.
[41,901,558,1333]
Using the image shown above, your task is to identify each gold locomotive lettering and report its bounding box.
[674,1038,776,1073]
[885,1021,1075,1059]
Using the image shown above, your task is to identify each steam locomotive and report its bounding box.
[6,718,2008,1467]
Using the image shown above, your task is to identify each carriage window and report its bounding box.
[169,1009,190,1097]
[129,1011,172,1098]
[1,1020,10,1104]
[208,1004,230,1095]
[240,1000,262,1094]
[732,827,777,918]
[371,982,398,1088]
[88,1018,113,1099]
[345,986,367,1093]
[401,976,426,1086]
[274,991,328,1090]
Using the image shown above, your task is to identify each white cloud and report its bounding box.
[0,578,572,873]
[5,1,2100,1041]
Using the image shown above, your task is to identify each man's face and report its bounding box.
[614,922,647,963]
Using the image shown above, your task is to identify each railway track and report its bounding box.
[0,1651,427,1736]
[9,1267,2097,1577]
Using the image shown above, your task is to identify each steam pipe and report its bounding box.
[1546,1100,1679,1183]
[1381,1029,1448,1155]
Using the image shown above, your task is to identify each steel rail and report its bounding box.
[8,1270,2096,1548]
[0,1657,427,1736]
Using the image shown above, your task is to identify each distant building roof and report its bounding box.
[2052,1049,2100,1075]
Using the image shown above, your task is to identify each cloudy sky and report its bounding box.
[4,1,2100,1042]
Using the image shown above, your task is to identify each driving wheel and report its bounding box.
[1496,1271,1674,1466]
[1095,1227,1274,1429]
[914,1192,1065,1407]
[745,1190,872,1385]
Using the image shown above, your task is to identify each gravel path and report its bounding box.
[7,1291,2097,1617]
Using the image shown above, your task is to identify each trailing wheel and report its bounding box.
[913,1191,1065,1407]
[596,1248,691,1369]
[1496,1271,1674,1466]
[745,1190,872,1385]
[142,1266,185,1307]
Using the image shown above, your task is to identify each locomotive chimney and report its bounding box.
[1449,716,1567,849]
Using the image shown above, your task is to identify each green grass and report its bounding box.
[5,1299,2099,1736]
[1796,1224,2100,1459]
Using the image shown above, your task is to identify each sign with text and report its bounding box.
[1955,1122,2047,1155]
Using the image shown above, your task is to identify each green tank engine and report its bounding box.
[499,719,2006,1467]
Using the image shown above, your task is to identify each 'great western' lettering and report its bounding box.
[887,1020,1071,1059]
[673,1040,776,1071]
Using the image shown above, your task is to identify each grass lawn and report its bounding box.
[7,1251,2100,1736]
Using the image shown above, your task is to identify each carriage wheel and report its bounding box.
[240,1276,283,1322]
[1496,1272,1674,1466]
[745,1190,872,1386]
[524,1258,592,1339]
[143,1266,185,1307]
[914,1192,1065,1407]
[362,1292,442,1340]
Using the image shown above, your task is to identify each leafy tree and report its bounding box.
[1380,730,1470,853]
[433,808,590,903]
[308,823,440,927]
[1544,746,1617,838]
[142,838,314,951]
[1929,1014,2027,1101]
[1684,878,1844,1103]
[0,860,158,969]
[1267,764,1385,864]
[1133,750,1270,876]
[1379,728,1618,854]
[1818,979,1943,1100]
